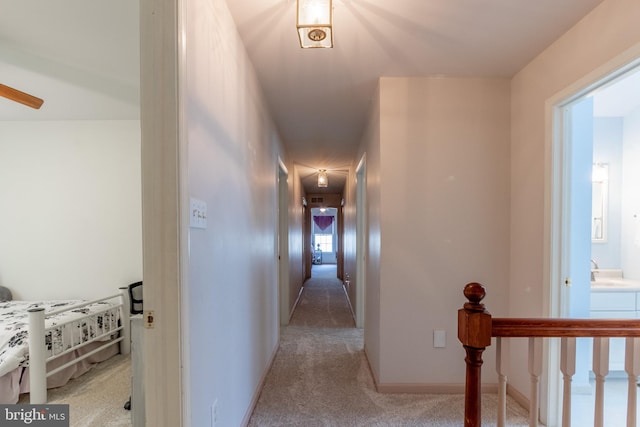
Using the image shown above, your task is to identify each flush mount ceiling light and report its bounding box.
[297,0,333,49]
[317,169,328,187]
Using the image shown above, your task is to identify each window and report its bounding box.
[314,234,332,252]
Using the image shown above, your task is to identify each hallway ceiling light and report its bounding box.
[297,0,333,49]
[317,169,328,187]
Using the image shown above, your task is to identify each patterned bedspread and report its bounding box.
[0,300,120,378]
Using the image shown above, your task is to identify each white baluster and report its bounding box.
[529,337,543,427]
[593,337,610,427]
[625,337,640,427]
[560,337,576,427]
[496,337,509,427]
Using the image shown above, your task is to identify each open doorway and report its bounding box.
[355,155,366,329]
[278,159,290,326]
[549,61,640,425]
[311,207,338,278]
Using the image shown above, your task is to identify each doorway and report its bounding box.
[549,60,640,425]
[311,206,338,277]
[355,155,366,329]
[278,159,290,326]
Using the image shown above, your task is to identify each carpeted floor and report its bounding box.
[19,353,132,427]
[248,264,529,426]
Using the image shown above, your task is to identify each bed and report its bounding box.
[0,286,130,404]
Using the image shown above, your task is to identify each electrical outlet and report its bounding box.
[433,330,446,348]
[190,197,207,229]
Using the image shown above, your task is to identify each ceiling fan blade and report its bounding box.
[0,84,44,109]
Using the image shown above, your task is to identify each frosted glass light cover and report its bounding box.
[297,0,333,48]
[317,170,328,187]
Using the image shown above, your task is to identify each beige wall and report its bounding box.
[509,0,640,399]
[350,77,511,388]
[0,120,142,300]
[348,83,383,380]
[356,0,640,398]
[288,164,305,317]
[182,0,289,425]
[342,167,357,311]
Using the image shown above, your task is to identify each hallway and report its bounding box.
[248,265,529,426]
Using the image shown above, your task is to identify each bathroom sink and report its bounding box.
[591,269,623,279]
[591,277,640,289]
[590,269,640,289]
[592,279,634,287]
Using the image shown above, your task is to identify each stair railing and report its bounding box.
[458,282,640,427]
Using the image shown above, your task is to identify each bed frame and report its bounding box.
[26,287,131,404]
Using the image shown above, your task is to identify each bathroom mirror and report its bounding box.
[592,163,608,242]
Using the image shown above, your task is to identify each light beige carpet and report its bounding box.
[249,266,529,426]
[19,353,131,427]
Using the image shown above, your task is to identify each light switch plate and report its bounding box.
[190,198,207,229]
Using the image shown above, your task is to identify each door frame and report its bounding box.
[278,158,290,326]
[355,154,367,329]
[140,0,185,425]
[544,47,640,426]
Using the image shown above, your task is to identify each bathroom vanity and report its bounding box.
[590,269,640,371]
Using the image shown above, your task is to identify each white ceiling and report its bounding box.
[0,0,139,121]
[5,0,639,194]
[227,0,605,192]
[592,67,640,117]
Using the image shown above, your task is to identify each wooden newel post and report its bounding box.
[458,282,492,427]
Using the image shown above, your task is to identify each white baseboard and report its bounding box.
[342,281,356,324]
[241,343,279,427]
[288,285,305,322]
[506,383,529,410]
[360,347,487,394]
[375,382,498,394]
